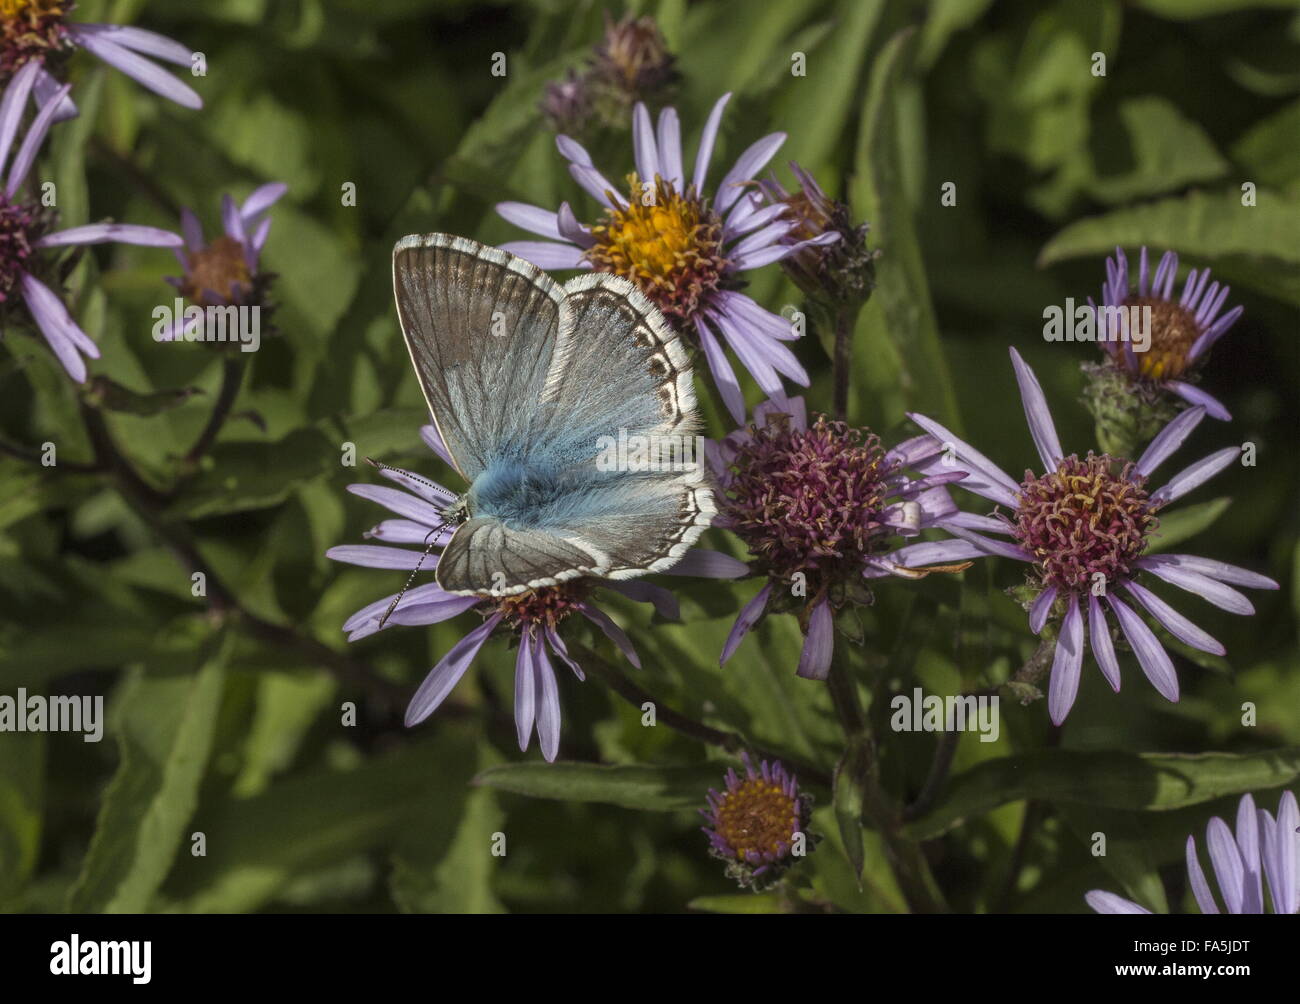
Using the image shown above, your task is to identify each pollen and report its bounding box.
[0,196,41,299]
[0,0,70,79]
[494,581,587,630]
[1125,296,1201,380]
[585,174,725,325]
[724,412,892,585]
[180,236,253,307]
[1014,453,1159,592]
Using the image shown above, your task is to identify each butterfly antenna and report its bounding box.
[365,457,456,503]
[375,520,451,631]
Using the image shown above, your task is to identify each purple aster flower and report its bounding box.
[908,347,1279,724]
[1,3,201,119]
[156,183,285,340]
[327,422,747,761]
[1087,790,1298,914]
[496,93,837,422]
[0,62,181,381]
[1092,246,1242,421]
[706,396,977,681]
[701,753,813,890]
[758,160,875,308]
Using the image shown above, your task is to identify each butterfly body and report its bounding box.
[392,233,714,597]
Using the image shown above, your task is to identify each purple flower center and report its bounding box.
[1013,453,1159,592]
[1,0,71,81]
[492,582,588,631]
[0,195,42,301]
[724,413,892,585]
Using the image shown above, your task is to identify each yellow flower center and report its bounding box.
[1126,296,1201,380]
[585,173,725,326]
[1,0,68,74]
[713,777,800,862]
[180,236,253,307]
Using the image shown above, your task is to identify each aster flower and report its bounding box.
[1,2,201,118]
[701,753,813,890]
[758,161,876,308]
[326,423,747,761]
[540,13,677,136]
[907,347,1279,724]
[1089,246,1242,424]
[1087,790,1298,914]
[0,62,181,381]
[497,92,837,422]
[706,396,976,680]
[157,183,286,340]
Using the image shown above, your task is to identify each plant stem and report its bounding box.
[184,356,244,465]
[824,647,947,913]
[0,436,100,472]
[902,729,959,822]
[830,305,861,421]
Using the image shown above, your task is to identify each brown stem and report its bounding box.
[184,356,244,465]
[830,306,860,421]
[0,436,100,473]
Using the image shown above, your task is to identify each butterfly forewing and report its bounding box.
[392,234,563,480]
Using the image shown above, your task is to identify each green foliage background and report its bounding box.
[1,0,1297,913]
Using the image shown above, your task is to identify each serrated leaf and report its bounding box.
[1038,189,1300,305]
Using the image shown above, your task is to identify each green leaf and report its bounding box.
[1232,97,1300,191]
[832,736,870,883]
[1038,189,1300,305]
[688,892,785,913]
[472,761,721,812]
[168,730,478,913]
[772,0,882,172]
[167,427,338,519]
[1133,0,1300,18]
[1085,97,1228,204]
[232,669,336,798]
[1058,804,1169,913]
[0,731,45,909]
[907,747,1300,840]
[68,632,233,912]
[850,27,963,430]
[391,744,505,914]
[1145,497,1231,554]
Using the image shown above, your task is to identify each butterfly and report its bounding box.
[391,233,715,597]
